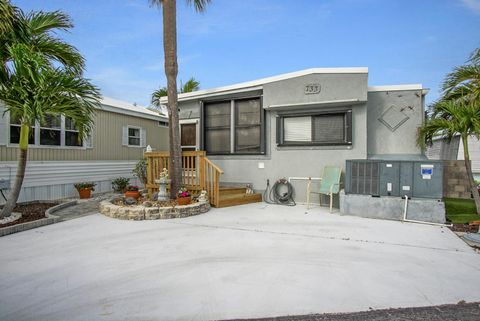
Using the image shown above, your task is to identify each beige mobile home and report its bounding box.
[0,97,168,204]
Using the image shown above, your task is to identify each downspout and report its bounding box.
[402,195,452,227]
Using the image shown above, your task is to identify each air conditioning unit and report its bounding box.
[345,159,443,199]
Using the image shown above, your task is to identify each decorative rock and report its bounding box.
[124,197,137,205]
[143,201,153,207]
[151,192,158,201]
[112,197,123,203]
[0,212,22,225]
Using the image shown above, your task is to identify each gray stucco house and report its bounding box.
[162,67,428,204]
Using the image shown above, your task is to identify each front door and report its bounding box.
[180,122,198,151]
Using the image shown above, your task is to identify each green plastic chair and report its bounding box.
[306,166,342,212]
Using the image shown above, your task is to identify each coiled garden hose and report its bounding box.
[263,178,296,206]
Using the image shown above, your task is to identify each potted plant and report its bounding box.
[177,187,191,205]
[74,182,96,199]
[124,185,140,199]
[111,177,130,193]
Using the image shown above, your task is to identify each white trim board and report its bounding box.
[368,84,423,92]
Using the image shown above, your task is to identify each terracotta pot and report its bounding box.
[177,196,191,205]
[78,188,92,199]
[124,191,140,200]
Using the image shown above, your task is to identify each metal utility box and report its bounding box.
[345,159,443,199]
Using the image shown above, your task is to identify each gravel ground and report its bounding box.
[227,302,480,321]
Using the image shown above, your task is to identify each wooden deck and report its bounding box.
[145,151,262,208]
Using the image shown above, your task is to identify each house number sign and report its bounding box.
[305,83,321,95]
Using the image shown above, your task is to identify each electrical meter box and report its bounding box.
[345,159,443,199]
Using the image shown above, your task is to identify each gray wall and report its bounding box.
[366,90,424,157]
[263,73,368,107]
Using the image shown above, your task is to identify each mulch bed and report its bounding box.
[0,202,57,228]
[449,223,479,233]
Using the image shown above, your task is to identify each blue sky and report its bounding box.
[14,0,480,106]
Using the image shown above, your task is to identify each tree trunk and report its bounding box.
[0,124,29,218]
[462,135,480,214]
[162,0,182,199]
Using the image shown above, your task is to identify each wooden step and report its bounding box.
[217,193,263,208]
[219,187,247,196]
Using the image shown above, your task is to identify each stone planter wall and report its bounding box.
[443,160,472,199]
[99,200,210,220]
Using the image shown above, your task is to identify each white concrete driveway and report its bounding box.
[1,203,480,321]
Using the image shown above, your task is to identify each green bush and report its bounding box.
[111,177,130,192]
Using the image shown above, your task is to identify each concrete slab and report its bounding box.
[1,203,480,321]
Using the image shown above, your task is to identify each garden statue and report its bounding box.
[155,168,170,201]
[198,190,209,203]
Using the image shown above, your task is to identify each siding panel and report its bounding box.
[0,161,142,204]
[0,109,169,161]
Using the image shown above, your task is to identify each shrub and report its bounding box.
[133,159,147,185]
[111,177,130,192]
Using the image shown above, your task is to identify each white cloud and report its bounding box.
[461,0,480,14]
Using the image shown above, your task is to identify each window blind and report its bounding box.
[284,116,311,142]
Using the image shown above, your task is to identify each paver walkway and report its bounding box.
[54,193,115,221]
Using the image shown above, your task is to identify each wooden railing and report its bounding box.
[144,150,224,207]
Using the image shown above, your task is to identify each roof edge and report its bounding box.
[368,84,423,92]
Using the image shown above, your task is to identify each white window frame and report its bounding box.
[6,112,89,150]
[127,125,142,147]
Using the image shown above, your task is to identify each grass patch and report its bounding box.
[444,198,480,224]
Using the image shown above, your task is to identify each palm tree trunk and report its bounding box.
[462,135,480,214]
[162,0,182,199]
[0,124,29,218]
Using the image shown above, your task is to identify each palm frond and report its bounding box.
[33,34,84,74]
[151,86,168,106]
[0,0,18,36]
[187,0,211,12]
[0,43,100,136]
[149,0,210,12]
[180,77,199,93]
[25,10,73,35]
[417,99,480,148]
[469,48,480,65]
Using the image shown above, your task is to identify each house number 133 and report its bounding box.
[305,84,321,94]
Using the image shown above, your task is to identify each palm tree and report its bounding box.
[151,77,199,108]
[0,7,99,218]
[149,0,209,199]
[418,100,480,214]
